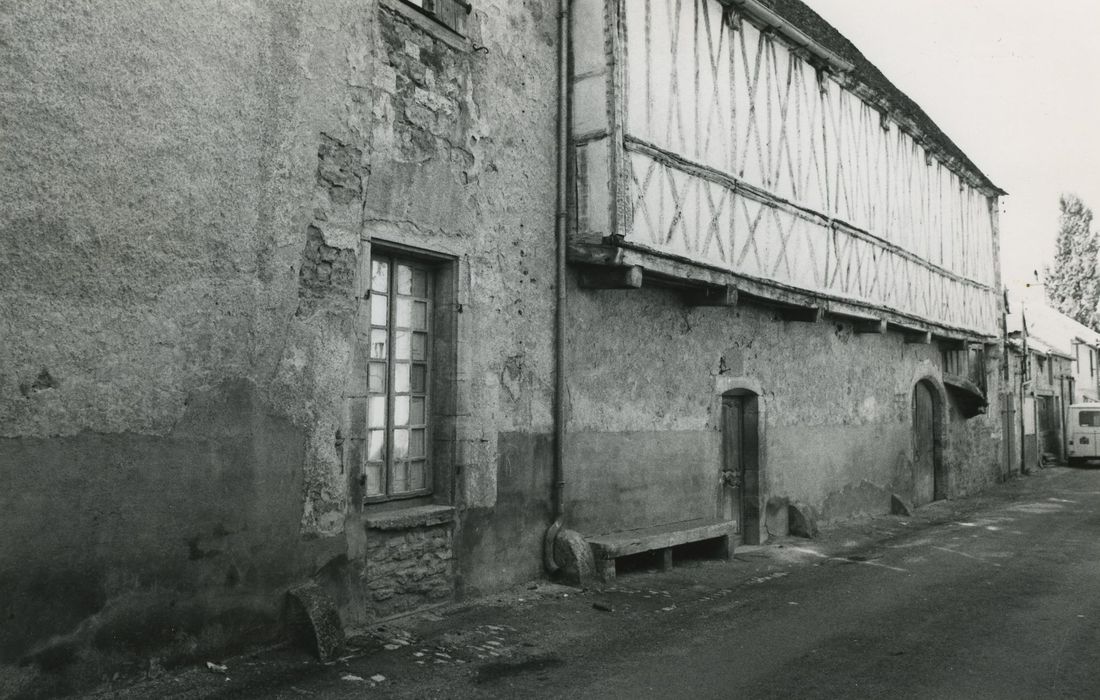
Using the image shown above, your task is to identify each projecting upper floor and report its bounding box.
[570,0,1005,339]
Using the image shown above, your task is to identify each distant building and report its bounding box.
[1012,301,1100,403]
[1006,299,1100,469]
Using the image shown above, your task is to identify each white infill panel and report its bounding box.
[604,0,1000,335]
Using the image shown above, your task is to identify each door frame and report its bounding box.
[720,387,765,545]
[913,377,948,502]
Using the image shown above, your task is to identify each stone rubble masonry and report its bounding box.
[374,4,469,165]
[362,524,454,619]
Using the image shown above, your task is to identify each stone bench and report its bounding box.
[585,518,736,582]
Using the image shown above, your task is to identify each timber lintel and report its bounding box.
[567,239,997,342]
[853,318,888,334]
[903,329,933,345]
[687,284,738,307]
[772,304,823,323]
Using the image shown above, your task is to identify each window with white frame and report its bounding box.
[364,255,434,500]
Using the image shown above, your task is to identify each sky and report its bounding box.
[808,0,1100,299]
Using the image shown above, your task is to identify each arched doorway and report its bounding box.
[913,379,945,505]
[721,390,761,544]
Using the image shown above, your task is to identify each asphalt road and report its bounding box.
[567,471,1100,700]
[90,467,1100,700]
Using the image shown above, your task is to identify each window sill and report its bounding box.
[364,504,455,531]
[380,0,471,53]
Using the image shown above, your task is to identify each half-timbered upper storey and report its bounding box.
[571,0,1005,338]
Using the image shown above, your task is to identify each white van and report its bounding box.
[1067,403,1100,466]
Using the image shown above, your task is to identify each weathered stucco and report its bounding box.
[566,282,1005,535]
[1,0,1004,693]
[1,0,558,691]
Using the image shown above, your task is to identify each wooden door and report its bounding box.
[913,382,936,505]
[1001,392,1016,478]
[721,394,760,544]
[1036,395,1059,461]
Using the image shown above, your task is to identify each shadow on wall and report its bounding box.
[455,432,553,598]
[0,380,342,697]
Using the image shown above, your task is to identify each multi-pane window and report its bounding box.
[401,0,470,34]
[365,255,432,500]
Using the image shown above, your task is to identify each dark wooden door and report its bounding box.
[1036,395,1059,461]
[1001,392,1016,478]
[914,382,936,506]
[721,396,743,535]
[722,394,760,544]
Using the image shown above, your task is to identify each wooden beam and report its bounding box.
[726,0,855,73]
[687,285,738,307]
[659,548,674,571]
[854,318,887,335]
[568,240,624,266]
[577,265,643,290]
[577,241,999,342]
[618,247,732,288]
[904,330,932,345]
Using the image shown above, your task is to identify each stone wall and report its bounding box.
[363,524,454,619]
[357,0,559,602]
[0,0,559,693]
[565,281,1006,536]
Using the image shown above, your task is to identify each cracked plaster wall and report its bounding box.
[0,0,557,687]
[566,282,1005,535]
[358,0,558,598]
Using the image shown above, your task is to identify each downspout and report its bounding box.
[1017,352,1026,475]
[544,0,571,573]
[1019,353,1028,474]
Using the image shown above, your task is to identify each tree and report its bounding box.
[1044,194,1100,331]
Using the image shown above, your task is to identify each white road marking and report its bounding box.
[932,546,1001,567]
[787,546,908,573]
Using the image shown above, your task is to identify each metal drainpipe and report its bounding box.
[544,0,571,573]
[1019,354,1027,474]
